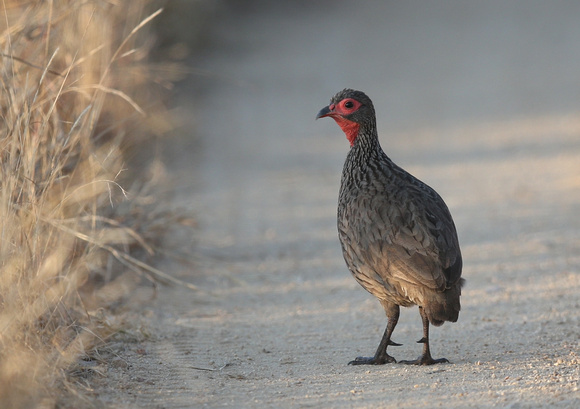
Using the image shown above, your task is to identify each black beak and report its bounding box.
[316,105,332,120]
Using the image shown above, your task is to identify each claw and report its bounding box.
[399,356,449,365]
[349,354,396,365]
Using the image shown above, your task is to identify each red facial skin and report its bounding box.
[320,98,362,146]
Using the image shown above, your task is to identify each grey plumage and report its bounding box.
[317,89,464,365]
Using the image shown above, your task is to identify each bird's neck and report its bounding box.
[351,125,384,161]
[341,130,381,184]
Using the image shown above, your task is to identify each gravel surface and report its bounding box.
[92,2,579,408]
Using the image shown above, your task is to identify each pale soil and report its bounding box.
[88,2,579,408]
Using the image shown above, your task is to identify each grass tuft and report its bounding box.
[0,1,181,406]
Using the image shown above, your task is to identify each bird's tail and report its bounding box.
[424,279,465,326]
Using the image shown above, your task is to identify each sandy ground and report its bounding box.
[90,2,579,408]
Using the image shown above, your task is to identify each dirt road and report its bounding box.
[92,2,579,408]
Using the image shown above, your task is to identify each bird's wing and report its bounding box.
[360,188,462,291]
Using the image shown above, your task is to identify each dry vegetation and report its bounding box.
[0,1,183,407]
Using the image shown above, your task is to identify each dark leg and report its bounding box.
[349,303,401,365]
[400,306,449,365]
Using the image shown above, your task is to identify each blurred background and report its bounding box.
[164,0,580,131]
[160,0,580,251]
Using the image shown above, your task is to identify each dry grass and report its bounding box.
[0,1,181,407]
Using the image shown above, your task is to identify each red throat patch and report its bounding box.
[332,116,360,147]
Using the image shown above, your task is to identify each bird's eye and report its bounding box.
[344,100,354,109]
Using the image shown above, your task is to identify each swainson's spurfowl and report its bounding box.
[317,89,464,365]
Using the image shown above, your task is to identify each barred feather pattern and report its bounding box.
[336,100,463,326]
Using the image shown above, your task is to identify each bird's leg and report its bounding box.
[349,304,401,365]
[400,306,449,365]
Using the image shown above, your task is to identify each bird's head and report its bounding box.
[316,89,376,147]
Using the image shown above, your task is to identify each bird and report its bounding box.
[316,89,464,365]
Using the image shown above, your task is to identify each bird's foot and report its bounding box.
[348,354,396,365]
[399,355,449,365]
